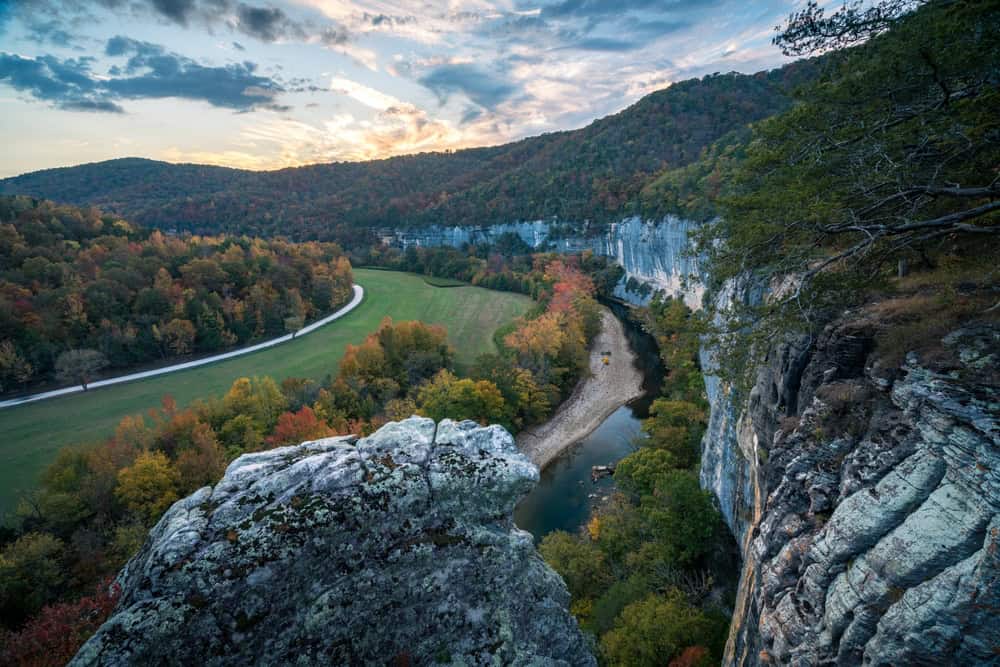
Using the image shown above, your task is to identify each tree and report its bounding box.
[0,340,33,392]
[0,579,119,667]
[222,376,288,433]
[539,531,612,601]
[266,406,336,446]
[600,591,721,667]
[773,0,923,56]
[115,451,180,524]
[0,532,65,626]
[175,423,227,492]
[701,0,1000,364]
[639,470,720,569]
[641,399,706,469]
[416,370,508,426]
[54,349,108,390]
[160,318,196,356]
[614,448,681,499]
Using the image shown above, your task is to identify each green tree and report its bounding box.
[700,0,1000,374]
[0,532,65,626]
[614,448,680,499]
[639,470,720,569]
[641,399,705,469]
[600,590,720,667]
[539,531,612,601]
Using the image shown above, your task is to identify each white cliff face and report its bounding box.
[386,216,704,308]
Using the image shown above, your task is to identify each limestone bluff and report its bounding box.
[70,417,595,666]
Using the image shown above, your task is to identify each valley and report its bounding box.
[0,1,997,664]
[0,269,532,515]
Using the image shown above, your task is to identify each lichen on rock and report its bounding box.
[71,417,595,666]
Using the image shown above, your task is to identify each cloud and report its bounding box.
[150,0,195,25]
[0,52,123,112]
[537,0,683,20]
[0,37,287,113]
[104,36,286,110]
[419,64,516,110]
[329,77,400,111]
[570,37,643,52]
[236,3,305,42]
[165,100,507,170]
[23,19,77,47]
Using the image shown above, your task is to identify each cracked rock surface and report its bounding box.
[709,319,1000,665]
[71,417,594,666]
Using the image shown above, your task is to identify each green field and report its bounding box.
[0,269,533,516]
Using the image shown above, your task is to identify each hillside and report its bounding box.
[0,63,816,241]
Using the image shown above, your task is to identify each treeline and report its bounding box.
[0,197,353,394]
[540,295,733,665]
[355,237,625,303]
[0,257,602,663]
[1,63,818,240]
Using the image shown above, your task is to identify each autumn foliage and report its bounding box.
[0,580,119,667]
[0,196,353,394]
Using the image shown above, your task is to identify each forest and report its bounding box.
[0,253,603,664]
[0,63,817,241]
[0,196,354,394]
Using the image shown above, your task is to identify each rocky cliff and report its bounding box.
[703,310,999,664]
[71,417,595,666]
[384,216,703,308]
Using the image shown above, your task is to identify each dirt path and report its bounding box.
[517,306,645,469]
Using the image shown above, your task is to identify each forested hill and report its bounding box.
[0,62,815,241]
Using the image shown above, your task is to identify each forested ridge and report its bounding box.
[0,196,353,393]
[0,63,816,240]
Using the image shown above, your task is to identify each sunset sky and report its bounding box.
[0,0,801,177]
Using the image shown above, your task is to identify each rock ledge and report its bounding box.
[72,417,595,666]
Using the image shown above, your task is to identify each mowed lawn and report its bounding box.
[0,269,533,515]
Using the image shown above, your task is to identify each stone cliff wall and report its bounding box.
[382,216,703,308]
[72,417,595,666]
[704,311,999,665]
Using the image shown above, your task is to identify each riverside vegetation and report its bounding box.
[539,295,734,665]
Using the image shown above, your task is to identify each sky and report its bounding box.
[0,0,803,178]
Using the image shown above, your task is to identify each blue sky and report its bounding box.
[0,0,803,177]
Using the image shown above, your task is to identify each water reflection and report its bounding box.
[515,302,663,541]
[514,405,642,539]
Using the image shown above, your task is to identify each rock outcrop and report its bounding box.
[71,417,595,666]
[705,315,1000,665]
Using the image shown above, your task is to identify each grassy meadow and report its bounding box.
[0,269,533,516]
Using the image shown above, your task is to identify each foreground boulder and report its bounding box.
[72,417,595,666]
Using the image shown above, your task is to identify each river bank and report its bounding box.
[516,306,645,469]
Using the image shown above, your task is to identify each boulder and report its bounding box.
[71,417,595,666]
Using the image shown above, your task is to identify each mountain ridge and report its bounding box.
[1,62,817,240]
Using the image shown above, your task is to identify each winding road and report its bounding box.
[0,285,364,410]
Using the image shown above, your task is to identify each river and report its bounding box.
[514,301,664,540]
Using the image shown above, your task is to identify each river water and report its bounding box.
[514,302,664,540]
